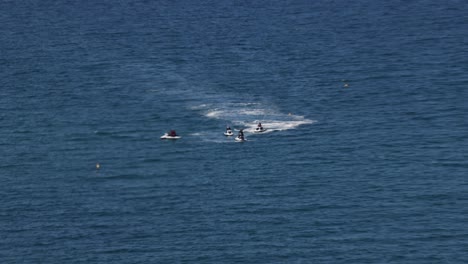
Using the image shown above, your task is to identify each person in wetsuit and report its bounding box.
[257,122,263,131]
[237,129,244,140]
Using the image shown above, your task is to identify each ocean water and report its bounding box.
[1,0,468,263]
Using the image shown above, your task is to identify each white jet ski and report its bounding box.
[235,129,246,142]
[160,133,181,140]
[253,127,267,133]
[235,136,246,142]
[224,129,234,136]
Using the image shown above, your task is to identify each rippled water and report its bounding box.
[1,0,468,263]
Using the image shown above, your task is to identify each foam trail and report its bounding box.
[242,119,315,133]
[196,102,316,134]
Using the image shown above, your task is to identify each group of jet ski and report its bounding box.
[161,122,267,142]
[224,122,267,142]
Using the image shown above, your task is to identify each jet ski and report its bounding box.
[160,133,181,139]
[161,130,181,140]
[253,127,267,133]
[235,130,246,142]
[224,129,234,136]
[253,122,267,133]
[235,136,246,142]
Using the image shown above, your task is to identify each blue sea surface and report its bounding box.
[1,0,468,263]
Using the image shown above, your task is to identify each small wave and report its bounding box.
[205,110,225,118]
[190,104,209,110]
[236,109,268,116]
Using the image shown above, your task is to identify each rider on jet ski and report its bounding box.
[237,129,244,140]
[257,122,263,130]
[169,130,177,137]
